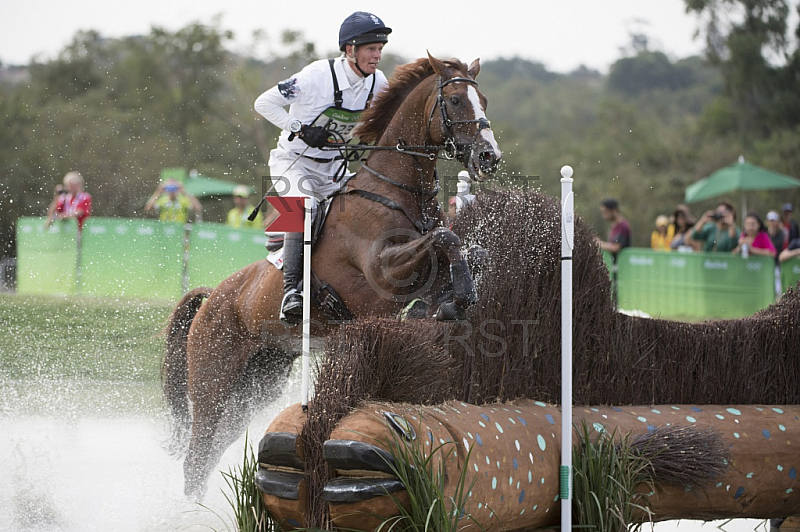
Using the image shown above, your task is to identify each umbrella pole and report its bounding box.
[741,195,747,223]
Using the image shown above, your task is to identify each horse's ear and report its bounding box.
[468,58,481,79]
[427,51,449,77]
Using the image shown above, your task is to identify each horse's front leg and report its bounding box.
[373,227,477,320]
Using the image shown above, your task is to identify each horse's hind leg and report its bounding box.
[183,345,296,500]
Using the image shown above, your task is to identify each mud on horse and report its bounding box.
[162,53,501,499]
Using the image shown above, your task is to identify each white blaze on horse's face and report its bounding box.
[466,85,502,178]
[466,86,501,156]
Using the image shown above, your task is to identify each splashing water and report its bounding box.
[0,363,304,531]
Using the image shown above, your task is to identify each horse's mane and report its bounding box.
[355,57,470,144]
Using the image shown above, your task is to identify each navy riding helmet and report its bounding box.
[338,12,392,51]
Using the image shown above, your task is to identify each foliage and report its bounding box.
[572,421,654,532]
[684,0,800,137]
[375,430,483,532]
[215,433,278,532]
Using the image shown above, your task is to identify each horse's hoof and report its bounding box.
[399,299,429,320]
[434,301,467,322]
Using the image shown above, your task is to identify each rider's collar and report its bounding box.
[341,55,365,89]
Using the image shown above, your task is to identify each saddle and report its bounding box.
[266,198,353,323]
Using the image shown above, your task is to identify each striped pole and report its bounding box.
[301,197,312,410]
[560,165,574,531]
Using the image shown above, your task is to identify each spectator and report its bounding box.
[669,204,697,251]
[447,170,476,222]
[779,238,800,264]
[44,171,92,231]
[144,179,202,223]
[595,198,631,256]
[226,185,263,230]
[650,215,673,251]
[780,203,800,248]
[766,210,786,256]
[686,201,740,253]
[733,212,776,258]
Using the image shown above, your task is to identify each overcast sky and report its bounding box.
[1,0,707,73]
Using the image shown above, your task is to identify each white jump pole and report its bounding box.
[560,165,575,531]
[301,197,312,411]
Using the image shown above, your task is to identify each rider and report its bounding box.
[254,11,391,325]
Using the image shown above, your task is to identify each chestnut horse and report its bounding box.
[163,54,501,499]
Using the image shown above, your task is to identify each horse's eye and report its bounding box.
[449,95,460,106]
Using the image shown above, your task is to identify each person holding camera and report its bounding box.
[686,201,740,252]
[44,171,92,231]
[144,179,202,223]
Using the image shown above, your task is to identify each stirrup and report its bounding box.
[280,289,304,325]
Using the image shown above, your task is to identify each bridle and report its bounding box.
[428,76,493,162]
[329,74,495,234]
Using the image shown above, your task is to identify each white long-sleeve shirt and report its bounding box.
[254,56,388,159]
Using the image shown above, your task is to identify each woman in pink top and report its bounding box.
[733,212,776,258]
[45,171,92,231]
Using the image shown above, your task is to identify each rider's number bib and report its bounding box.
[312,107,362,143]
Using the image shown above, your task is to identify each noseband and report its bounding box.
[430,77,493,160]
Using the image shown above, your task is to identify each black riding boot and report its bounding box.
[280,232,304,325]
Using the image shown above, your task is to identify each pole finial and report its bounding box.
[560,165,574,179]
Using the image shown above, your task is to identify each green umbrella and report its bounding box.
[685,156,800,216]
[182,174,255,198]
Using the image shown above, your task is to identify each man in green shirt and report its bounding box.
[145,179,202,223]
[226,185,263,229]
[687,201,741,252]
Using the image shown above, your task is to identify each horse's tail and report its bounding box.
[162,286,212,456]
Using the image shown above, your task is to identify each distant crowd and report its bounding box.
[595,197,800,265]
[45,172,274,233]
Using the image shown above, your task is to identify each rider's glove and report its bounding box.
[299,125,330,148]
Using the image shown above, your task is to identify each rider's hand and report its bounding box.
[299,125,330,148]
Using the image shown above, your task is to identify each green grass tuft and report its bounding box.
[215,433,279,532]
[373,423,485,532]
[572,420,655,532]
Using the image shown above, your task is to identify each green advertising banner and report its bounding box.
[781,257,800,294]
[80,218,185,300]
[16,217,79,295]
[186,222,268,289]
[616,249,775,319]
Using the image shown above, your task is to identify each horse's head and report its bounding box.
[427,53,502,181]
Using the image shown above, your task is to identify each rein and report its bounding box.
[325,73,494,234]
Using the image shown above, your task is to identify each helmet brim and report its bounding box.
[340,30,391,51]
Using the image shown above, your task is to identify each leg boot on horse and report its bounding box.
[280,232,304,325]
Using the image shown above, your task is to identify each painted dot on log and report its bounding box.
[763,429,771,439]
[537,435,546,451]
[727,408,742,416]
[545,414,555,425]
[734,486,745,499]
[686,416,697,423]
[495,422,504,433]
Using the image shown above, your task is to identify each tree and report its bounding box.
[685,0,800,137]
